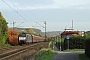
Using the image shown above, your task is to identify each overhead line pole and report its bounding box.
[72,20,73,29]
[59,32,61,51]
[35,21,46,40]
[13,21,16,31]
[36,22,44,28]
[44,21,46,40]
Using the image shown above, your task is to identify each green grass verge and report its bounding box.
[34,49,57,60]
[0,44,11,48]
[78,54,90,60]
[63,49,85,52]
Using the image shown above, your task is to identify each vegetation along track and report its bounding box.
[0,42,47,60]
[0,46,23,54]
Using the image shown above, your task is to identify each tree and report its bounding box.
[47,35,51,39]
[0,12,8,46]
[64,35,85,50]
[8,30,18,45]
[18,30,25,34]
[26,28,34,34]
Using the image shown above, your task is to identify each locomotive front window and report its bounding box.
[19,34,26,37]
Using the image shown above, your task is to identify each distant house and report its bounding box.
[61,28,85,38]
[61,31,79,38]
[62,31,85,38]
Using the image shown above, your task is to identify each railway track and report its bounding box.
[0,46,23,54]
[0,42,44,60]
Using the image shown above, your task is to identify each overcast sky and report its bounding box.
[0,0,90,32]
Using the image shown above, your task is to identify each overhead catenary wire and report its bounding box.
[36,22,45,28]
[8,0,27,20]
[8,0,33,21]
[2,0,16,13]
[14,0,45,29]
[18,0,42,28]
[2,0,33,26]
[18,0,41,21]
[8,0,18,10]
[17,0,45,28]
[2,0,45,32]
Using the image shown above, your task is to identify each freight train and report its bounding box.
[18,33,45,45]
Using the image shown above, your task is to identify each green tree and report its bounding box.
[38,34,43,37]
[64,35,85,50]
[85,34,90,58]
[26,28,34,34]
[0,12,8,46]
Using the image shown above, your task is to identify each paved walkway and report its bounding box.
[53,45,59,51]
[53,52,84,60]
[53,45,84,60]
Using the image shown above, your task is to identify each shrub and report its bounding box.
[8,30,18,45]
[64,35,85,50]
[85,34,90,58]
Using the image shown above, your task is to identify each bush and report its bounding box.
[64,35,85,50]
[85,34,90,58]
[8,30,18,45]
[49,41,54,50]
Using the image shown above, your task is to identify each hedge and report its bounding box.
[85,34,90,58]
[64,35,85,50]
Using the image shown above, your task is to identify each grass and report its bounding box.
[0,43,11,48]
[78,54,90,60]
[34,49,57,60]
[63,49,85,52]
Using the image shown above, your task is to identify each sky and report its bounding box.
[0,0,90,32]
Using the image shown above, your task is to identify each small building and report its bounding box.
[61,28,85,38]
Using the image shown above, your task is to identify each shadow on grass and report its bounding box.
[78,54,90,60]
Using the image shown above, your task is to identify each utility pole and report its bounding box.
[44,21,46,40]
[72,20,73,29]
[59,32,61,51]
[13,21,16,31]
[35,21,46,40]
